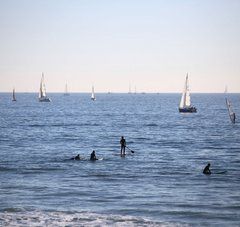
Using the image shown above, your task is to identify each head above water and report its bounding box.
[207,163,211,167]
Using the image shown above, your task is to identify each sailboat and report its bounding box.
[179,74,197,113]
[12,88,16,101]
[39,73,51,102]
[226,98,236,124]
[128,84,132,94]
[64,83,70,96]
[91,86,96,101]
[224,85,228,94]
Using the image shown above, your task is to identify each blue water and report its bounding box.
[0,93,239,226]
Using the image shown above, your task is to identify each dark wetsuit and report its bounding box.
[203,164,211,175]
[75,154,80,160]
[233,113,236,124]
[120,137,126,155]
[90,151,97,161]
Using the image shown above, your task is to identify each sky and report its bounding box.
[0,0,240,93]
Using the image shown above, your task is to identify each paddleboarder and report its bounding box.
[120,136,126,155]
[232,112,236,124]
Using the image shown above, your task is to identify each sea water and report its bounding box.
[0,93,239,226]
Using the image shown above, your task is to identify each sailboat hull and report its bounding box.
[39,97,51,102]
[179,107,197,113]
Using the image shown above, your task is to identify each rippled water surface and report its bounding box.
[0,93,239,226]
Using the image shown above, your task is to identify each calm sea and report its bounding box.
[0,93,239,226]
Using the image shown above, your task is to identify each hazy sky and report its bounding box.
[0,0,240,93]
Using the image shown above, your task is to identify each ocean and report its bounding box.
[0,93,239,226]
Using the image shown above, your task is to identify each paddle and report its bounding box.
[126,146,135,153]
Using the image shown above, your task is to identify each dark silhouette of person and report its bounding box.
[71,154,80,160]
[90,150,98,161]
[203,163,211,175]
[232,113,236,124]
[120,136,126,155]
[74,154,80,160]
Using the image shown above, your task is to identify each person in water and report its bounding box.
[120,136,126,155]
[203,163,211,175]
[74,154,80,160]
[90,150,98,161]
[71,154,81,160]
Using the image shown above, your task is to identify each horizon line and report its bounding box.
[0,92,239,94]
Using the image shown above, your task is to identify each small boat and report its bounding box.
[226,98,236,124]
[91,86,96,101]
[12,88,16,101]
[39,73,51,102]
[224,85,228,94]
[128,84,132,94]
[64,83,70,96]
[179,74,197,113]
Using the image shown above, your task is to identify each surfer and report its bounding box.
[74,154,80,160]
[203,163,211,175]
[120,136,126,155]
[90,150,98,161]
[71,154,81,160]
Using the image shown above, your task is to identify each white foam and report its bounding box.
[0,210,185,227]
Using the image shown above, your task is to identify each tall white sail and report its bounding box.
[39,73,47,98]
[64,83,69,96]
[91,86,96,100]
[224,85,228,94]
[128,84,132,94]
[39,73,51,102]
[180,74,191,108]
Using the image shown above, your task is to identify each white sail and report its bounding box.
[64,83,69,96]
[91,86,96,100]
[39,73,51,102]
[180,74,191,108]
[65,84,68,93]
[128,84,132,94]
[39,73,47,98]
[224,85,228,94]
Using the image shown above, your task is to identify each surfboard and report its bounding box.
[214,170,227,174]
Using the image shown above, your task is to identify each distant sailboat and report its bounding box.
[224,85,228,94]
[12,88,16,101]
[91,86,96,101]
[64,83,70,96]
[226,98,236,124]
[128,84,132,94]
[39,73,51,102]
[179,74,197,113]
